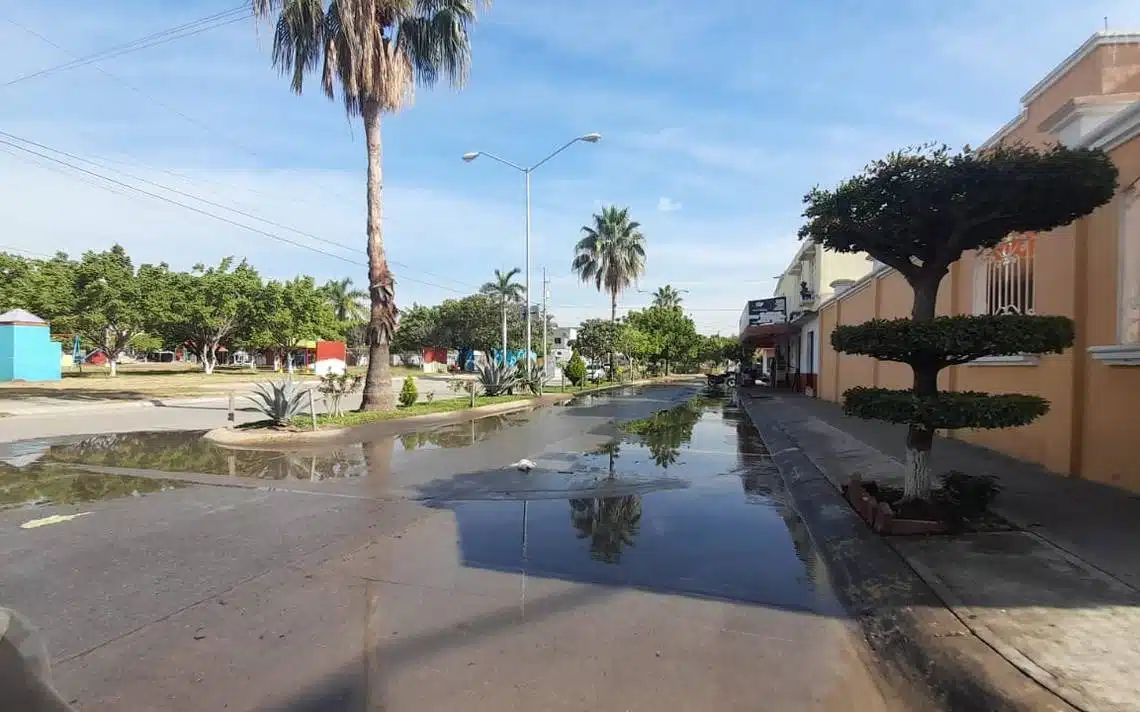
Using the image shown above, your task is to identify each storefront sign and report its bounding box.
[745,297,787,326]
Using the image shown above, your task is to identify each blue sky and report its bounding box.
[1,0,1138,333]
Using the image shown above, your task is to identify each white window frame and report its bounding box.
[1089,188,1140,365]
[969,233,1040,366]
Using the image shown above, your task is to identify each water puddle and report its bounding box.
[417,395,834,611]
[396,413,527,451]
[1,463,185,510]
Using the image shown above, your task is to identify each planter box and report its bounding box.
[843,475,949,536]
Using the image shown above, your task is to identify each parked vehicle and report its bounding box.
[706,370,737,388]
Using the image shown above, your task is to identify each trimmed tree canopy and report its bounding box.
[799,142,1118,281]
[831,315,1074,368]
[842,387,1049,430]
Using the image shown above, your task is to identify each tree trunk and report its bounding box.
[904,277,941,501]
[108,357,118,377]
[501,302,508,367]
[203,343,217,375]
[360,100,395,411]
[609,290,618,380]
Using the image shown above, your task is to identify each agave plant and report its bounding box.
[476,357,520,397]
[518,362,551,396]
[247,381,310,426]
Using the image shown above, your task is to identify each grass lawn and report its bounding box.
[292,394,536,429]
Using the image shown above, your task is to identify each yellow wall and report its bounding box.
[814,37,1140,493]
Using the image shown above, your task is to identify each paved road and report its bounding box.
[0,385,898,711]
[0,376,462,443]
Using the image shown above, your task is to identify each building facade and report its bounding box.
[813,31,1140,493]
[549,326,578,365]
[740,240,872,392]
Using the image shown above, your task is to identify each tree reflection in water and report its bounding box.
[621,398,706,468]
[568,495,643,564]
[397,414,523,451]
[1,463,184,509]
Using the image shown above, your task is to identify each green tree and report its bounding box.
[434,294,501,353]
[391,303,440,360]
[626,306,698,375]
[321,276,367,323]
[615,324,655,378]
[564,351,587,386]
[249,276,340,368]
[0,251,78,330]
[572,205,647,374]
[163,258,264,374]
[574,318,621,366]
[800,143,1116,501]
[254,0,488,411]
[650,284,683,310]
[479,267,523,364]
[72,245,154,377]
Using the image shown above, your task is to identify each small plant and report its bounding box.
[940,471,1002,519]
[425,392,435,404]
[399,376,418,408]
[247,380,309,426]
[520,362,550,395]
[476,356,520,396]
[317,372,362,417]
[564,351,587,387]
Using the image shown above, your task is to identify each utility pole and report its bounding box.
[542,267,550,376]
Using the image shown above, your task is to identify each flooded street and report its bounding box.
[0,384,895,711]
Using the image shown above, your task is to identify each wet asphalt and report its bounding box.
[0,384,897,711]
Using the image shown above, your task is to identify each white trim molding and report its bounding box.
[1088,344,1140,366]
[1021,32,1140,105]
[966,355,1041,367]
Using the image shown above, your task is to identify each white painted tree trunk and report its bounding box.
[903,447,933,501]
[108,358,118,377]
[203,357,216,375]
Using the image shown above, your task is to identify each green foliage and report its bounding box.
[476,357,520,396]
[575,319,622,363]
[842,387,1049,430]
[572,205,647,316]
[940,471,1002,519]
[247,381,310,426]
[73,245,154,370]
[625,306,699,373]
[321,277,367,323]
[518,362,550,395]
[564,351,587,386]
[399,376,419,407]
[247,275,340,357]
[391,303,440,356]
[799,143,1118,278]
[650,285,683,310]
[317,372,362,417]
[162,258,263,372]
[434,294,503,353]
[831,315,1075,367]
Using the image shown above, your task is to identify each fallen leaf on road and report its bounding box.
[20,512,91,529]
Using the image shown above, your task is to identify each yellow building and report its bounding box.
[813,31,1140,493]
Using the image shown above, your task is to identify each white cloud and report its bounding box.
[656,196,682,212]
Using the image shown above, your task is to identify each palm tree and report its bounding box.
[572,205,646,374]
[322,277,368,322]
[651,284,683,310]
[253,0,486,411]
[479,267,523,365]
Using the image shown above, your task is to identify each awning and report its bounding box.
[739,321,797,348]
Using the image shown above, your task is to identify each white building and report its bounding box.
[549,326,578,364]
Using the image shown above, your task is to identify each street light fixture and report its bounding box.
[461,133,602,368]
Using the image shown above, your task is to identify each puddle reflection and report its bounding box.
[1,464,185,509]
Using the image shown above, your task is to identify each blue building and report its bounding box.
[0,309,63,382]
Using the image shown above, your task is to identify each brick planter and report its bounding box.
[842,475,949,536]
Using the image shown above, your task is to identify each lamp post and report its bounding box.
[462,133,601,368]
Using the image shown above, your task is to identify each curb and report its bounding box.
[203,379,682,449]
[740,395,1079,712]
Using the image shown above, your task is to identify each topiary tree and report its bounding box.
[564,351,587,387]
[800,143,1117,502]
[398,376,418,408]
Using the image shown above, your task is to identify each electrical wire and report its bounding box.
[2,6,250,87]
[0,137,470,294]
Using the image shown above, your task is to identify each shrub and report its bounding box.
[398,376,418,408]
[940,470,1002,519]
[476,357,520,396]
[247,381,308,426]
[317,372,362,417]
[564,351,587,386]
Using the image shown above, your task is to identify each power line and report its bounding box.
[0,137,469,294]
[2,6,250,87]
[0,131,477,292]
[2,17,480,293]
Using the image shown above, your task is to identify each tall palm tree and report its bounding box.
[651,284,683,310]
[479,267,523,364]
[322,277,368,322]
[572,205,646,374]
[253,0,486,411]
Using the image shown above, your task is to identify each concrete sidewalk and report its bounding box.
[746,392,1140,712]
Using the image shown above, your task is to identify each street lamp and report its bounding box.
[462,133,602,367]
